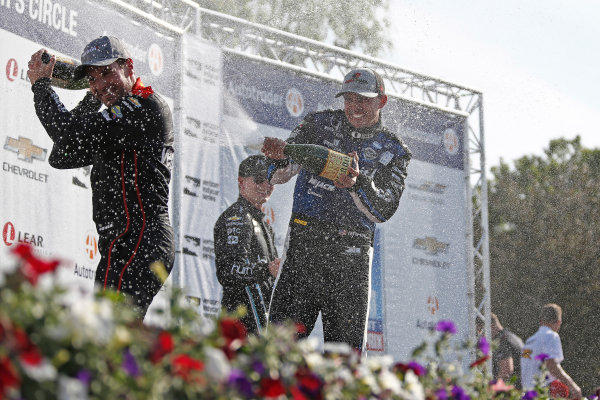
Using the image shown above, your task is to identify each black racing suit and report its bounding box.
[267,109,411,351]
[214,196,278,336]
[32,78,175,316]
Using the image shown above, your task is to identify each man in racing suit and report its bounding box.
[27,36,175,319]
[214,155,281,336]
[263,68,411,352]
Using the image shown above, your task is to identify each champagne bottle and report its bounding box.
[283,143,353,182]
[41,52,89,90]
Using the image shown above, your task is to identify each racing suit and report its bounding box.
[32,77,175,316]
[214,196,278,335]
[268,109,411,351]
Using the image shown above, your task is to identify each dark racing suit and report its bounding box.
[214,196,278,335]
[267,109,411,351]
[32,78,175,316]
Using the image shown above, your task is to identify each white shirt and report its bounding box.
[520,326,564,389]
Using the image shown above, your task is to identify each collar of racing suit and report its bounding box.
[343,115,383,139]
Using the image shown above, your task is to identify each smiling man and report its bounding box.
[213,155,281,336]
[262,68,411,352]
[27,36,175,320]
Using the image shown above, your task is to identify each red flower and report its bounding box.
[150,331,174,364]
[171,354,204,382]
[13,328,43,366]
[11,243,60,285]
[295,323,306,335]
[259,377,286,398]
[549,380,569,398]
[294,367,323,400]
[0,357,20,393]
[219,318,247,344]
[469,355,490,369]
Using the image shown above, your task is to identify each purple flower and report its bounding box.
[522,390,538,400]
[435,388,448,400]
[122,348,141,377]
[451,385,470,400]
[228,368,253,398]
[407,361,427,376]
[478,336,490,356]
[436,320,457,334]
[534,353,550,361]
[251,360,265,375]
[76,369,92,385]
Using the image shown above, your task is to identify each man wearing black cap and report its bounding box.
[213,155,281,336]
[263,68,411,352]
[27,36,175,319]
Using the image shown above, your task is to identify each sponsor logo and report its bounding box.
[378,151,393,165]
[412,257,451,270]
[110,105,123,119]
[323,139,341,151]
[367,331,384,352]
[148,43,164,76]
[427,296,440,315]
[2,222,44,247]
[363,147,377,161]
[84,231,98,261]
[261,204,276,226]
[521,349,533,359]
[286,88,304,117]
[443,128,459,155]
[73,263,95,281]
[345,246,361,255]
[231,263,252,275]
[408,180,447,195]
[127,97,142,108]
[227,215,241,222]
[293,218,307,226]
[4,136,46,163]
[6,58,18,82]
[416,319,437,331]
[72,166,91,189]
[184,175,201,197]
[308,176,335,192]
[413,236,449,255]
[227,235,239,244]
[183,235,200,256]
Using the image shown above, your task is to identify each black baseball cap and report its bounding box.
[73,36,131,79]
[335,68,385,98]
[238,155,269,179]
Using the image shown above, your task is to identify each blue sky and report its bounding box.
[383,0,600,171]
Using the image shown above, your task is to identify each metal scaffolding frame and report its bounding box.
[107,0,492,353]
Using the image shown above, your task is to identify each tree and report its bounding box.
[488,136,600,394]
[194,0,391,56]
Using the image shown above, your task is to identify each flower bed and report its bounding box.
[0,244,561,399]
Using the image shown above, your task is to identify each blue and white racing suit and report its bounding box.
[268,109,411,351]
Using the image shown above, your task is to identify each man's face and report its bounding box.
[239,176,274,209]
[87,60,134,107]
[343,92,387,129]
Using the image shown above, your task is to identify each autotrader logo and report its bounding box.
[6,58,18,82]
[84,232,98,261]
[4,136,47,163]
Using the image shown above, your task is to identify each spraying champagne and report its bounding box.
[41,52,89,90]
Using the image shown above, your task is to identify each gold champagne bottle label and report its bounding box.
[319,150,352,181]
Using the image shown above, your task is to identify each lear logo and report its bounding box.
[6,58,18,82]
[427,296,440,315]
[413,236,449,255]
[4,136,47,163]
[2,222,16,246]
[286,88,304,117]
[2,222,44,247]
[84,232,99,261]
[148,43,164,76]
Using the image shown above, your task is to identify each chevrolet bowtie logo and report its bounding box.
[413,237,450,255]
[4,136,47,163]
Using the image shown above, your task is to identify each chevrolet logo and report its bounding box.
[4,136,47,163]
[413,237,449,255]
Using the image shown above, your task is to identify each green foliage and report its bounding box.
[195,0,391,56]
[489,136,600,394]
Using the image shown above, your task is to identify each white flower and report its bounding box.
[69,297,114,344]
[204,347,231,382]
[21,359,57,382]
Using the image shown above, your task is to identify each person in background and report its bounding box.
[490,313,524,389]
[213,155,280,336]
[262,68,411,352]
[521,303,581,399]
[27,36,175,320]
